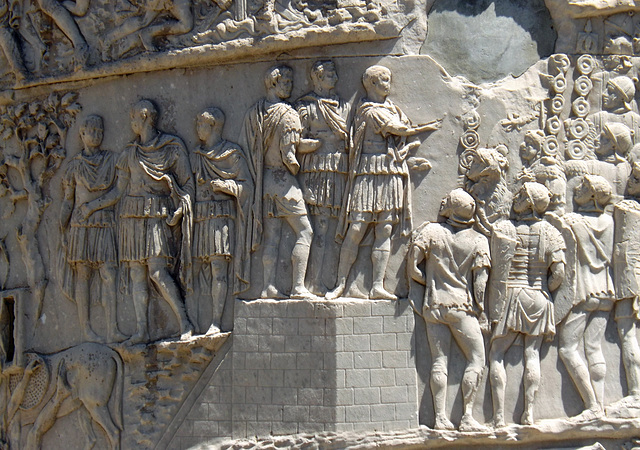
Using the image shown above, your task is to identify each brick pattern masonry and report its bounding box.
[170,299,418,448]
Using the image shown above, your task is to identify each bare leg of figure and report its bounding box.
[208,258,228,334]
[453,313,487,431]
[584,308,609,411]
[489,332,518,427]
[326,222,367,300]
[0,28,28,82]
[139,0,193,51]
[617,311,640,397]
[261,216,284,298]
[307,214,329,295]
[522,335,543,425]
[100,264,127,343]
[426,319,454,430]
[36,0,88,64]
[370,222,394,299]
[126,262,149,345]
[286,214,314,298]
[558,307,601,416]
[75,265,102,342]
[148,258,193,338]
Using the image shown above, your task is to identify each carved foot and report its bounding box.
[493,414,506,429]
[108,329,129,343]
[83,328,104,344]
[459,414,489,432]
[606,394,640,418]
[261,285,286,299]
[569,406,603,423]
[308,282,327,296]
[206,324,221,335]
[73,44,90,71]
[124,331,148,346]
[326,281,346,300]
[140,31,158,53]
[520,410,534,426]
[369,285,397,300]
[433,414,455,431]
[179,321,195,340]
[290,286,317,299]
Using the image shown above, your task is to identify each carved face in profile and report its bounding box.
[520,137,540,163]
[370,71,391,98]
[130,109,146,135]
[316,63,338,92]
[574,178,592,206]
[603,82,623,110]
[80,124,103,148]
[512,187,532,215]
[628,161,640,197]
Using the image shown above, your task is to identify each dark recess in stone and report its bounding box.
[422,0,557,83]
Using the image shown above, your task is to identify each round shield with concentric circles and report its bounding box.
[463,111,480,131]
[552,75,567,94]
[460,130,479,150]
[546,116,562,135]
[577,54,595,75]
[568,118,589,140]
[574,76,593,96]
[550,95,565,115]
[567,139,587,160]
[572,97,590,118]
[544,135,559,157]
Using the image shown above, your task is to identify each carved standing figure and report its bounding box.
[611,146,640,412]
[408,189,489,432]
[80,100,194,344]
[556,175,615,420]
[240,65,319,299]
[59,115,127,343]
[190,107,253,334]
[295,60,350,295]
[327,65,441,300]
[489,182,565,427]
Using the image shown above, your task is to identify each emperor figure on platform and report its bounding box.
[327,65,441,300]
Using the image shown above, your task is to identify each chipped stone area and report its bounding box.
[116,332,230,448]
[205,419,640,449]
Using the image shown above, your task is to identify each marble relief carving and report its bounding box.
[12,0,640,444]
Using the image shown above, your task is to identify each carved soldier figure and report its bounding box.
[517,129,566,213]
[556,175,615,420]
[190,107,253,334]
[408,189,489,432]
[489,182,565,427]
[612,147,640,410]
[295,60,350,295]
[240,65,318,299]
[59,115,127,343]
[588,75,640,148]
[595,122,632,199]
[80,100,194,344]
[327,65,441,300]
